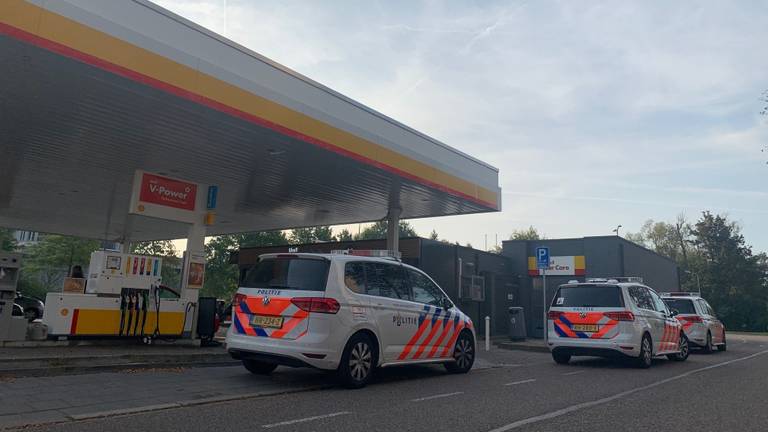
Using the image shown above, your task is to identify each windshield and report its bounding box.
[553,285,624,308]
[241,257,329,291]
[663,298,697,314]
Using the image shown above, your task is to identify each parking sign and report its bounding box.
[536,247,550,269]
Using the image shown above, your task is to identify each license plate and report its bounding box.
[572,324,598,332]
[250,315,284,329]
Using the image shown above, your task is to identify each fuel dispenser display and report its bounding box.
[43,251,196,340]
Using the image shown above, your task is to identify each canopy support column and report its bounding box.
[180,222,206,340]
[386,207,401,253]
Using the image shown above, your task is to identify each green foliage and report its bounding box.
[202,231,288,300]
[289,226,334,244]
[0,228,16,251]
[355,221,418,240]
[689,212,768,331]
[336,229,354,241]
[509,226,544,241]
[629,212,768,332]
[130,240,181,290]
[22,235,100,294]
[203,235,240,300]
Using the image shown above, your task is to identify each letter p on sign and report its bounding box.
[536,247,550,270]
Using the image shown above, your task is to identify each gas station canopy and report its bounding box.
[0,0,500,242]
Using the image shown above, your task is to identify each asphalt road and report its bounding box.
[26,335,768,432]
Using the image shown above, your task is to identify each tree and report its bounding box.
[509,226,543,241]
[239,231,288,248]
[336,229,354,242]
[0,228,16,251]
[22,235,100,297]
[355,221,418,240]
[288,226,334,244]
[203,235,240,300]
[130,240,181,290]
[690,212,768,331]
[429,230,439,240]
[202,231,288,299]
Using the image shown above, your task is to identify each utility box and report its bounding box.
[0,253,26,342]
[508,307,527,341]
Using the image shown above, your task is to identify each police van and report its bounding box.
[547,279,689,368]
[225,251,476,388]
[661,292,726,352]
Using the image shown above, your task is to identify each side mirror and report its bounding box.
[442,297,454,310]
[669,309,679,317]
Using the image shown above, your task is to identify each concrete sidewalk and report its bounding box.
[493,337,549,353]
[0,347,534,430]
[0,344,236,378]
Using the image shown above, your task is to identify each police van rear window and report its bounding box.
[241,258,329,291]
[662,298,696,314]
[552,285,624,308]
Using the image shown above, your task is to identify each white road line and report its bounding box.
[562,370,586,376]
[504,379,536,386]
[411,391,464,402]
[487,349,768,432]
[262,411,351,428]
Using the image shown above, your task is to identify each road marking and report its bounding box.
[487,349,768,432]
[505,379,536,386]
[411,391,464,402]
[562,370,585,376]
[262,411,351,428]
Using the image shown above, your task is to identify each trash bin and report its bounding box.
[508,307,527,341]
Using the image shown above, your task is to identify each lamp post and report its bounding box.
[612,225,622,237]
[685,270,702,296]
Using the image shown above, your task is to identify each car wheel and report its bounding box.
[668,333,689,362]
[24,308,40,322]
[717,332,727,352]
[703,331,713,353]
[338,333,376,388]
[636,334,653,368]
[552,351,571,365]
[445,331,475,374]
[242,359,278,375]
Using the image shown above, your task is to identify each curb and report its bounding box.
[0,359,239,378]
[495,342,550,353]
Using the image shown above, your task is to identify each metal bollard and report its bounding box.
[485,316,490,351]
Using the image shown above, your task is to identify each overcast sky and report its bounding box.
[154,0,768,252]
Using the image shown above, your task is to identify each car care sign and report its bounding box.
[129,170,204,224]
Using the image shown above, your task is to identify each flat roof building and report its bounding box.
[502,236,680,338]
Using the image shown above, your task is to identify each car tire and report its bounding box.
[338,333,376,388]
[551,351,571,365]
[242,359,278,375]
[668,333,689,362]
[717,332,727,352]
[703,331,714,354]
[636,334,653,369]
[445,331,475,374]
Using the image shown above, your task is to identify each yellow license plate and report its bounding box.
[250,315,284,329]
[572,324,598,332]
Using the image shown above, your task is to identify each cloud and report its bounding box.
[152,0,768,251]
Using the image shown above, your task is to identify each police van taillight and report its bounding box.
[233,293,246,309]
[547,311,563,320]
[291,297,340,314]
[604,311,635,321]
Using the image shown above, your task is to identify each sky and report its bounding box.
[154,0,768,252]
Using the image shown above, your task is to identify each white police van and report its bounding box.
[548,279,689,368]
[225,251,476,388]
